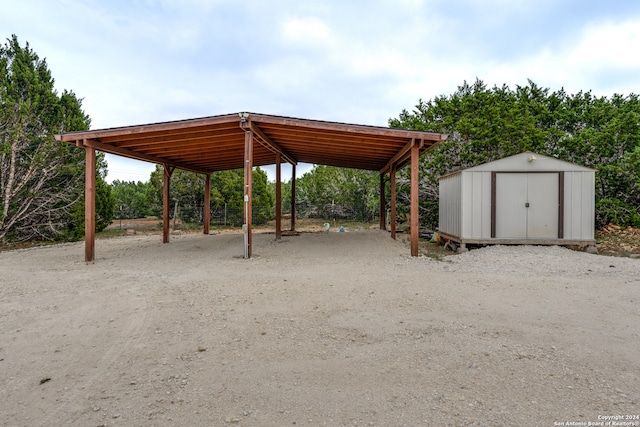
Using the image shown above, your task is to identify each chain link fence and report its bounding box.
[174,203,381,226]
[292,203,379,222]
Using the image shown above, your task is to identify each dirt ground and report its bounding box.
[0,229,638,426]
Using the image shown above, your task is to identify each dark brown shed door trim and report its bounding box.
[490,171,564,239]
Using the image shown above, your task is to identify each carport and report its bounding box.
[56,112,446,261]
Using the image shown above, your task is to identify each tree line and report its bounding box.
[2,35,639,245]
[112,166,274,226]
[389,79,640,229]
[110,165,379,225]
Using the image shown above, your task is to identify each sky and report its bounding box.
[3,0,640,182]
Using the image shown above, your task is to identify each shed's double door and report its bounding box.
[495,172,560,239]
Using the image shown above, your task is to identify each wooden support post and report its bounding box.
[275,153,282,240]
[84,145,96,262]
[243,129,253,258]
[410,140,420,256]
[204,173,211,235]
[163,164,174,244]
[379,173,386,230]
[290,164,296,232]
[390,163,397,239]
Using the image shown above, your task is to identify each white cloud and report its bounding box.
[471,18,640,96]
[280,15,333,47]
[5,0,640,182]
[568,19,640,69]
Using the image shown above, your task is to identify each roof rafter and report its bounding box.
[56,112,447,178]
[380,138,420,174]
[79,138,209,175]
[250,113,443,140]
[249,122,298,166]
[57,114,240,141]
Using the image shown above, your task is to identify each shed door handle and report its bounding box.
[525,202,530,207]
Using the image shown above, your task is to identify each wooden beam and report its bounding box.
[57,113,446,145]
[250,113,446,140]
[380,139,414,174]
[163,165,174,244]
[80,139,208,175]
[204,173,211,235]
[275,153,282,240]
[410,139,420,256]
[97,124,241,147]
[379,173,386,230]
[55,113,240,141]
[390,163,397,240]
[253,125,416,147]
[291,164,296,231]
[85,145,96,262]
[55,115,448,189]
[380,139,433,174]
[243,129,253,258]
[250,122,297,166]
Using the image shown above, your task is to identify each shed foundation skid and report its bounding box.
[438,231,597,253]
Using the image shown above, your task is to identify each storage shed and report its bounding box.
[438,152,596,251]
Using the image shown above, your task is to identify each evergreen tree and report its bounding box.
[0,35,111,242]
[295,165,379,220]
[147,166,273,226]
[390,79,640,229]
[111,180,153,219]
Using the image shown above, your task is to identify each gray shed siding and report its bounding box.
[439,172,461,238]
[438,152,595,246]
[563,170,595,240]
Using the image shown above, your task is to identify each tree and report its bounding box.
[94,170,115,231]
[250,167,274,224]
[65,153,115,238]
[111,179,153,219]
[147,166,273,226]
[390,79,640,229]
[148,167,206,223]
[0,35,107,242]
[594,145,640,227]
[294,165,379,221]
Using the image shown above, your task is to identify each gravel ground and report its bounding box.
[0,230,638,426]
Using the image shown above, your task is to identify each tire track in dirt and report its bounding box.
[36,279,153,427]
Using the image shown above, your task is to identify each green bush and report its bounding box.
[595,198,640,229]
